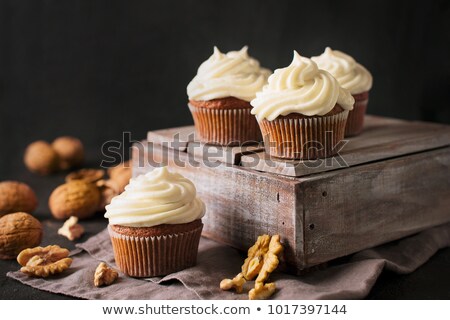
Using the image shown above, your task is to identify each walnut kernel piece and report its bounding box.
[249,282,277,300]
[242,234,271,280]
[220,234,283,300]
[255,235,283,284]
[66,169,105,184]
[17,245,72,277]
[94,262,118,287]
[220,272,246,293]
[58,216,84,241]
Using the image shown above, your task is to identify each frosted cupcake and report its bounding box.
[105,167,205,277]
[251,51,354,160]
[312,47,373,136]
[187,46,270,146]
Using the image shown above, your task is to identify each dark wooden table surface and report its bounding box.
[1,152,450,300]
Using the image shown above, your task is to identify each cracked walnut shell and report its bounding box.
[17,245,72,277]
[108,161,131,193]
[49,180,101,220]
[96,179,119,211]
[0,212,43,260]
[108,160,130,179]
[94,262,118,287]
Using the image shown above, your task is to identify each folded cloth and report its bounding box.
[7,223,450,300]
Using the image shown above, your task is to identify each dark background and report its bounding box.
[0,0,450,299]
[1,0,449,178]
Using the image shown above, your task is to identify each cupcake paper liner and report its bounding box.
[108,223,203,277]
[188,104,262,146]
[345,92,369,137]
[258,111,349,160]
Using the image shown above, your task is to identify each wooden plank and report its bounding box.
[240,115,450,177]
[147,126,196,152]
[187,142,264,165]
[147,125,264,164]
[301,147,450,267]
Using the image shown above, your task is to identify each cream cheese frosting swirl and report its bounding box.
[312,47,373,94]
[104,167,205,227]
[187,46,271,102]
[250,51,354,121]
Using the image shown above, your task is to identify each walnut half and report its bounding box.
[17,245,72,277]
[220,234,283,300]
[94,262,118,287]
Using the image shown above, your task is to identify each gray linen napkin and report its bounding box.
[7,222,450,300]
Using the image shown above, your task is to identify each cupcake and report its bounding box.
[104,167,205,277]
[312,47,373,136]
[251,51,354,160]
[187,46,270,146]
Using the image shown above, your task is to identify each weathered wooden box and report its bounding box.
[132,115,450,274]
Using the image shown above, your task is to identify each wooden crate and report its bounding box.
[132,115,450,274]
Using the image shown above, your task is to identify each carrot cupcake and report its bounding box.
[105,167,205,277]
[251,51,354,160]
[312,47,373,136]
[187,46,270,146]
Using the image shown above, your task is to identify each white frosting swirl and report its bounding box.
[104,167,205,227]
[312,47,373,94]
[250,51,354,121]
[187,46,271,102]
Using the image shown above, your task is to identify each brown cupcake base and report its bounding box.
[258,110,349,160]
[345,91,369,137]
[188,98,262,146]
[108,220,203,277]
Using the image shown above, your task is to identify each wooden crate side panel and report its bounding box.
[302,148,450,266]
[294,183,306,270]
[132,143,299,267]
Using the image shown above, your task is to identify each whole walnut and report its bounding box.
[0,212,43,260]
[0,181,38,217]
[24,141,59,175]
[52,136,84,170]
[49,180,101,220]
